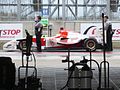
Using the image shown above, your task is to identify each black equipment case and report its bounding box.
[0,57,16,90]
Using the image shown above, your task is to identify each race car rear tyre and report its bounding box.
[18,40,27,51]
[84,38,97,51]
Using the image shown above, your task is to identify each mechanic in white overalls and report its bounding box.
[34,16,43,52]
[104,15,113,51]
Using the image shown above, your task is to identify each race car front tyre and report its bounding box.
[84,38,97,51]
[18,40,27,51]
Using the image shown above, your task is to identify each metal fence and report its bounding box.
[0,0,120,21]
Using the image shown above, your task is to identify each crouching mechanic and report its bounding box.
[34,16,43,52]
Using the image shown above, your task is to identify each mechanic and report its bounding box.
[34,16,43,52]
[104,15,114,51]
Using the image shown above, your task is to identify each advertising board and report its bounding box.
[0,24,23,40]
[81,22,120,40]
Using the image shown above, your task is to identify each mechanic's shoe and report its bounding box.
[37,49,42,52]
[38,50,42,52]
[37,47,42,52]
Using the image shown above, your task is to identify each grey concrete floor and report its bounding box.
[0,49,120,90]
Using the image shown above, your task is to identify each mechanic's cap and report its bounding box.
[100,14,109,19]
[104,15,109,19]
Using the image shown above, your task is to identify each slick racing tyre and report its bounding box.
[18,40,27,51]
[84,38,97,51]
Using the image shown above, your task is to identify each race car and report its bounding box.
[3,26,103,51]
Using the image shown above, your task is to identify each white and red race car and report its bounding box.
[3,26,103,51]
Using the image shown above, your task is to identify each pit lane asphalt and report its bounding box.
[0,49,120,68]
